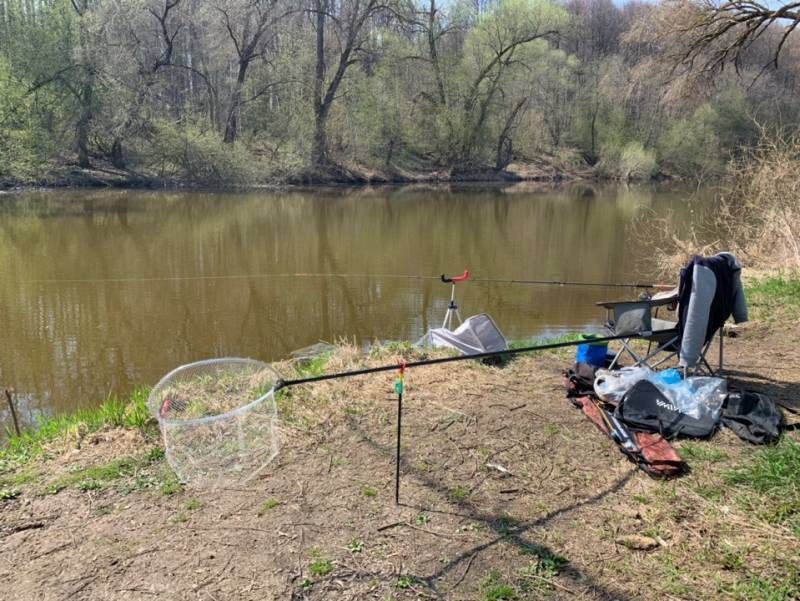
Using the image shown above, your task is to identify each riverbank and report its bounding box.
[1,275,798,599]
[0,154,599,193]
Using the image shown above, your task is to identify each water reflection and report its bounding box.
[0,184,703,420]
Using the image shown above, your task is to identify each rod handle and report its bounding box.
[441,270,470,284]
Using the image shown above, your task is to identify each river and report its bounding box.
[0,183,708,425]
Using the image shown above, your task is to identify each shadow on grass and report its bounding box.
[723,368,800,415]
[289,412,638,600]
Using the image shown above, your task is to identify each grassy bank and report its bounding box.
[0,153,590,192]
[0,389,169,501]
[1,278,798,600]
[1,389,152,466]
[745,273,800,321]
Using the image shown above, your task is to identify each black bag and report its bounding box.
[615,380,718,439]
[564,362,599,398]
[722,391,783,444]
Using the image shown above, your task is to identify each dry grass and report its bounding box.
[1,331,799,600]
[718,128,800,269]
[638,128,800,278]
[159,367,276,419]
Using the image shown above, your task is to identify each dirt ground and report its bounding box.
[1,320,798,601]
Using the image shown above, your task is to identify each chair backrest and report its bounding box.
[677,253,746,368]
[610,302,653,335]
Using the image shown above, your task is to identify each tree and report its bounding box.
[105,0,183,167]
[310,0,398,171]
[454,0,568,167]
[73,0,94,167]
[677,0,800,73]
[216,0,283,143]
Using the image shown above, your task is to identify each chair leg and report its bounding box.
[609,347,625,370]
[695,333,722,376]
[638,339,679,369]
[619,339,647,366]
[719,328,724,375]
[649,351,679,369]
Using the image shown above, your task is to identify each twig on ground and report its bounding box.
[451,552,477,590]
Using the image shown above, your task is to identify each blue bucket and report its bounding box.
[575,334,608,367]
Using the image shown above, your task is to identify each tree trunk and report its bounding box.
[224,62,248,144]
[589,100,598,164]
[460,68,504,167]
[495,99,526,170]
[77,69,93,168]
[111,137,125,169]
[427,0,446,107]
[76,0,92,169]
[311,0,374,171]
[312,109,329,169]
[311,0,328,169]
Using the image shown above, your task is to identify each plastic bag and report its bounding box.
[595,367,726,424]
[655,377,727,422]
[594,366,652,402]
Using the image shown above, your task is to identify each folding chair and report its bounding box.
[598,291,724,375]
[599,253,750,375]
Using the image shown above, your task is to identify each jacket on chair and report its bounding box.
[677,252,748,368]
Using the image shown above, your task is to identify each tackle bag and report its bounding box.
[564,362,599,398]
[722,391,783,444]
[564,371,685,478]
[615,380,718,439]
[569,394,685,478]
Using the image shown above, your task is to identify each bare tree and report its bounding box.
[678,0,800,73]
[109,0,183,168]
[217,0,283,143]
[311,0,396,171]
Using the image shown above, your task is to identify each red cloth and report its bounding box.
[565,376,684,478]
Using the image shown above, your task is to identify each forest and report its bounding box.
[0,0,798,186]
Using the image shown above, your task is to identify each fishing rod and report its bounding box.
[273,330,639,505]
[473,276,672,289]
[275,331,632,390]
[26,271,670,289]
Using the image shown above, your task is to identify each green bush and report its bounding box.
[0,57,55,182]
[146,120,262,186]
[598,140,656,180]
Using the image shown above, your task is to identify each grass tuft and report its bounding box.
[257,498,281,514]
[1,388,155,471]
[480,570,517,600]
[746,275,800,320]
[294,353,331,378]
[0,487,21,500]
[724,437,800,531]
[308,550,333,577]
[680,441,729,463]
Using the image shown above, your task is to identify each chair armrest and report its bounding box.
[652,287,679,300]
[596,294,678,309]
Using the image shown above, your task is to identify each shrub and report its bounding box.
[718,129,800,268]
[0,57,56,182]
[638,128,800,275]
[146,120,261,187]
[598,140,656,181]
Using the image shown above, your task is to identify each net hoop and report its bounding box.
[148,357,279,427]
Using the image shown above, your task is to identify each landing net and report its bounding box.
[148,358,280,487]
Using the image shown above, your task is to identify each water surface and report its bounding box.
[0,183,705,424]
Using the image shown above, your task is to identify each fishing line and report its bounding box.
[24,271,662,289]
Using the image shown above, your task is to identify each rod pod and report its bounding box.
[440,270,470,330]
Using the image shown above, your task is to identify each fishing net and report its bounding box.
[148,358,280,487]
